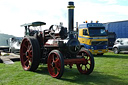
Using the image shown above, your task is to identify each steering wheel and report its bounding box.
[49,25,56,32]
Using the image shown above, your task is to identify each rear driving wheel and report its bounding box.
[20,37,40,71]
[47,50,64,79]
[76,48,94,75]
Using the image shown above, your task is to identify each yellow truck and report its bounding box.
[78,21,108,55]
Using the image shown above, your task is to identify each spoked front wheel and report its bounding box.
[76,48,94,75]
[47,50,64,79]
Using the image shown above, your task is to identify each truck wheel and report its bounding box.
[47,50,64,79]
[20,37,41,71]
[76,47,94,75]
[97,53,104,56]
[114,48,119,54]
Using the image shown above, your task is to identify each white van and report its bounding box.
[113,38,128,54]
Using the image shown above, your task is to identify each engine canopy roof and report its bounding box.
[21,21,46,27]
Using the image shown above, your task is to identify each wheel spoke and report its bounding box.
[23,44,28,49]
[23,53,26,56]
[52,67,55,75]
[55,60,60,71]
[47,50,64,78]
[76,49,94,74]
[20,38,41,71]
[56,66,60,72]
[30,58,32,62]
[54,58,59,63]
[86,62,89,65]
[80,64,82,68]
[29,60,32,65]
[87,56,91,60]
[28,45,32,51]
[24,58,29,65]
[30,50,32,53]
[85,65,89,71]
[51,54,55,62]
[50,64,53,67]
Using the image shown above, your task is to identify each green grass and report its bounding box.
[0,52,128,85]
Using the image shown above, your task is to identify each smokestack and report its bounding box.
[68,1,75,32]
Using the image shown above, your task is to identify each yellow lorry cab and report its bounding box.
[78,21,108,55]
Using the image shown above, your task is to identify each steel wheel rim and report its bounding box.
[48,52,61,78]
[77,51,92,74]
[20,38,33,70]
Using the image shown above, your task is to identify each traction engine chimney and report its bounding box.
[68,1,75,38]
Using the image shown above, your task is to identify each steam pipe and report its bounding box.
[76,22,78,38]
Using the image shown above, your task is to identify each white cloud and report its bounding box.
[75,1,128,23]
[0,0,69,36]
[0,0,128,37]
[98,0,117,4]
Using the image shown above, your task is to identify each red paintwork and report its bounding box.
[47,52,61,78]
[20,38,32,71]
[64,58,86,65]
[76,50,92,74]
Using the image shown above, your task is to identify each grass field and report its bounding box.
[0,52,128,85]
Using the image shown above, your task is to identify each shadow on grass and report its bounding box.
[61,68,127,85]
[0,59,3,63]
[35,66,127,85]
[35,65,49,75]
[94,53,128,59]
[11,58,20,62]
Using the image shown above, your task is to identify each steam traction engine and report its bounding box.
[20,2,94,79]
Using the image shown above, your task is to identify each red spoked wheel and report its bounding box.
[76,47,94,75]
[47,50,64,79]
[20,37,40,71]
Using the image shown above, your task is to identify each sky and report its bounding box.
[0,0,128,37]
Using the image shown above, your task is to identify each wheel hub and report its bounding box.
[52,62,55,67]
[26,52,28,56]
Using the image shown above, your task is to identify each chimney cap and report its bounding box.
[68,1,74,5]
